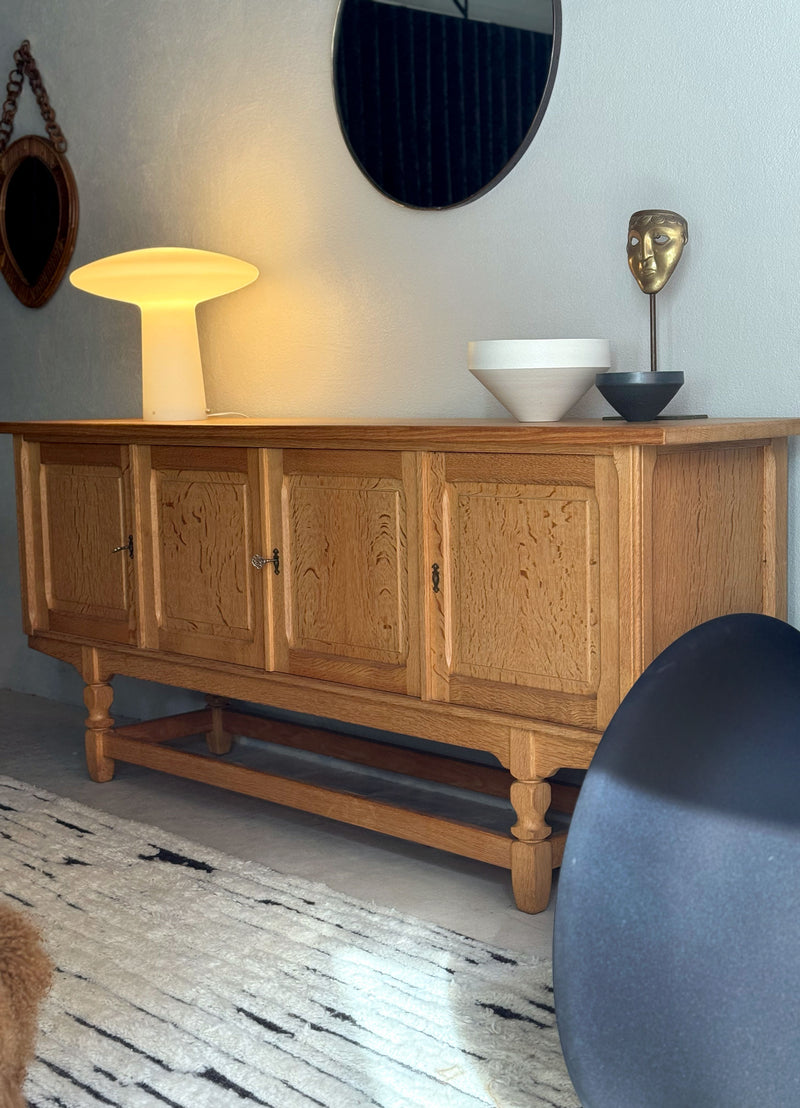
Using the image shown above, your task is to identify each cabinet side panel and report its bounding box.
[651,445,766,658]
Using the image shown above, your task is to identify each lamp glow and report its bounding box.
[70,247,259,421]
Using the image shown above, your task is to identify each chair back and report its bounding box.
[554,613,800,1107]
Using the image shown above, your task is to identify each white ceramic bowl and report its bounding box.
[468,338,611,371]
[468,339,611,422]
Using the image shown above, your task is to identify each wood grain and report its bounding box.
[613,444,657,701]
[429,451,614,730]
[221,709,513,795]
[511,840,553,914]
[147,448,264,667]
[102,734,514,869]
[450,482,598,687]
[112,709,213,745]
[5,417,796,916]
[286,478,406,659]
[28,634,535,761]
[13,436,44,634]
[83,681,115,782]
[763,438,788,618]
[651,444,767,659]
[3,417,799,451]
[420,451,450,701]
[595,454,621,727]
[276,450,417,695]
[37,444,136,644]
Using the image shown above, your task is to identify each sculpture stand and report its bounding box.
[596,293,707,421]
[649,294,658,372]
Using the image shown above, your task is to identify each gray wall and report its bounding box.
[0,1,798,719]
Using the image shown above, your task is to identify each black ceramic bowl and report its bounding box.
[596,371,684,422]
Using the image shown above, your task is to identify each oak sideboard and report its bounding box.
[2,416,797,913]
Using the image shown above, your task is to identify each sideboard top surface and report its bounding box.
[1,417,798,451]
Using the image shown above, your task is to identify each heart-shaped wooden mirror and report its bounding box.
[0,40,79,308]
[0,133,78,308]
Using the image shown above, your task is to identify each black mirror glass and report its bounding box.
[333,0,560,209]
[5,155,60,286]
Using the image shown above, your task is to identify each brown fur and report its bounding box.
[0,904,52,1108]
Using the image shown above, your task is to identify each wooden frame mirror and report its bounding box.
[0,133,79,308]
[0,40,79,308]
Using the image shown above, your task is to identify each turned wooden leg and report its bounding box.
[510,777,553,914]
[205,694,233,755]
[83,681,115,782]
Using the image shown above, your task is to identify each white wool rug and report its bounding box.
[0,776,578,1108]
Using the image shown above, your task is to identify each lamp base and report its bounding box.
[141,304,207,421]
[141,405,208,422]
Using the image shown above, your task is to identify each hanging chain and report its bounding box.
[0,40,67,155]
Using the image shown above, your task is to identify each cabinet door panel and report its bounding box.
[452,483,599,689]
[38,442,135,643]
[273,450,419,694]
[148,446,265,667]
[427,452,618,728]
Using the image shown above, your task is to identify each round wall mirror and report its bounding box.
[333,0,561,210]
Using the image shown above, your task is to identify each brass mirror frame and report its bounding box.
[332,0,562,210]
[0,133,79,308]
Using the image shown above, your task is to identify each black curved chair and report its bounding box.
[554,613,800,1108]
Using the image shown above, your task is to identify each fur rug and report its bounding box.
[0,903,52,1108]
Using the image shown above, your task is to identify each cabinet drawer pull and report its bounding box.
[432,563,440,593]
[112,535,134,558]
[252,549,280,574]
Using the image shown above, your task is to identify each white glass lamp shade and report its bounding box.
[70,247,259,421]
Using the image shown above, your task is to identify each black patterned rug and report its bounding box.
[0,776,578,1108]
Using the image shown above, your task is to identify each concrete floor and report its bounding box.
[0,688,557,956]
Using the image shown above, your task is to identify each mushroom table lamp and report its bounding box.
[70,247,259,421]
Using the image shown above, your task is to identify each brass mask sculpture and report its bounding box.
[627,210,688,295]
[596,208,690,421]
[627,209,688,374]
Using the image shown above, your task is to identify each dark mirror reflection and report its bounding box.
[333,0,559,209]
[5,155,59,286]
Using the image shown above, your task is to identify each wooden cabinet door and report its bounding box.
[144,446,265,667]
[425,452,620,730]
[270,449,420,695]
[34,442,136,644]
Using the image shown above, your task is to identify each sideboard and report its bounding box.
[2,417,797,913]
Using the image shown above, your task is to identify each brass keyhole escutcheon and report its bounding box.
[112,535,134,558]
[251,549,280,575]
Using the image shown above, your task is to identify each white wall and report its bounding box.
[0,0,798,717]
